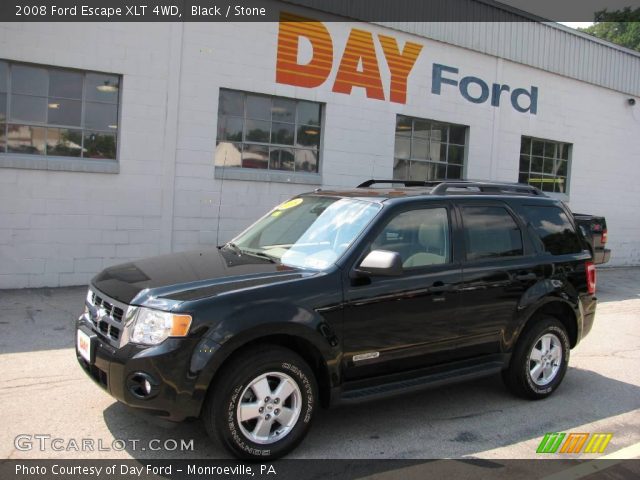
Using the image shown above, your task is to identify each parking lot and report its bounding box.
[1,268,639,461]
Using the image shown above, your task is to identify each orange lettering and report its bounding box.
[378,35,423,104]
[276,12,333,88]
[332,29,385,100]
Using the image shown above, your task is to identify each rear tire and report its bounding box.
[502,317,570,400]
[202,345,317,459]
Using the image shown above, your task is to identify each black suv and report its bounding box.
[76,180,598,459]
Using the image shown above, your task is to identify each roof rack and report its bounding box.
[357,179,439,188]
[356,179,546,197]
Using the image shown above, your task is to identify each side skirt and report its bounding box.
[331,354,510,406]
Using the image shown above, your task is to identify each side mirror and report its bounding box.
[356,250,403,276]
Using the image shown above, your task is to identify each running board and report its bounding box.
[337,361,505,404]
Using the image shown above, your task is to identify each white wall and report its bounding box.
[0,17,638,289]
[0,22,176,288]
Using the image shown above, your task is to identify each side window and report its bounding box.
[462,206,523,260]
[372,208,450,268]
[523,205,583,255]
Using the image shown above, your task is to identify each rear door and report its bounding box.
[454,200,542,358]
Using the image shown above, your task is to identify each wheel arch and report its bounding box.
[520,299,579,348]
[198,331,335,414]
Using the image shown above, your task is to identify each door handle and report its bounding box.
[430,281,451,294]
[515,272,537,281]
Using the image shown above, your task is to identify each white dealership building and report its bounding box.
[0,0,639,288]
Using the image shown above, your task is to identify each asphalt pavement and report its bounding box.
[1,268,639,461]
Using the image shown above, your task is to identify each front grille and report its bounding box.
[87,288,129,346]
[91,293,124,322]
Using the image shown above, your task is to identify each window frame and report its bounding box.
[518,135,572,196]
[0,59,121,173]
[393,114,469,182]
[215,88,324,183]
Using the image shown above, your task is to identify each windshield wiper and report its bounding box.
[242,250,278,264]
[222,242,278,263]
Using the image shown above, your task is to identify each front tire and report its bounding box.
[202,345,317,459]
[502,317,570,399]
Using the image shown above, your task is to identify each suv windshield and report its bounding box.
[229,195,381,270]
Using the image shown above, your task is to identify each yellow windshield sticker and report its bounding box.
[277,198,303,210]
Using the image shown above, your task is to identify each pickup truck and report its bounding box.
[574,214,610,264]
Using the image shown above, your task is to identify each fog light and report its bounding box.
[126,372,158,399]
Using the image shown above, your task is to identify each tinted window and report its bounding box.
[524,206,582,255]
[462,206,523,260]
[372,208,450,268]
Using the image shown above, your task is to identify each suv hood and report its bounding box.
[92,247,309,305]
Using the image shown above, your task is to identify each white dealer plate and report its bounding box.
[77,329,92,363]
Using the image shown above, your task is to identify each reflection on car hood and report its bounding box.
[91,247,310,305]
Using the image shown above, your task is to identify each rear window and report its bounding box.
[523,205,583,255]
[462,206,523,260]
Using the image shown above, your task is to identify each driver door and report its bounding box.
[341,204,463,381]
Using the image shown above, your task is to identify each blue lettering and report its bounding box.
[460,76,489,104]
[511,87,538,114]
[432,63,458,94]
[430,63,538,114]
[491,83,510,107]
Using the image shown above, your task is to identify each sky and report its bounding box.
[558,22,595,29]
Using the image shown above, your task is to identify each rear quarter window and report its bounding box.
[523,205,583,255]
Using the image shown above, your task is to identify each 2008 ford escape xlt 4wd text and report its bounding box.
[76,180,599,459]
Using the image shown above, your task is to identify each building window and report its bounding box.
[0,60,119,161]
[215,89,322,174]
[518,136,571,193]
[393,115,467,181]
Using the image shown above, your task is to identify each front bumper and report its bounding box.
[75,315,210,421]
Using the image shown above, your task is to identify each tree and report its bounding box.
[578,7,640,52]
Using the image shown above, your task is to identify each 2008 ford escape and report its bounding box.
[76,180,599,459]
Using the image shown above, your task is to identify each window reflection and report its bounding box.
[47,98,82,126]
[12,65,48,96]
[84,102,118,131]
[85,73,119,103]
[0,123,6,152]
[216,89,322,173]
[519,136,571,193]
[83,131,116,159]
[0,93,6,123]
[394,115,467,182]
[269,148,294,171]
[0,61,7,93]
[242,144,269,169]
[0,61,120,160]
[10,95,47,123]
[47,128,83,157]
[215,141,241,167]
[294,149,318,173]
[49,70,83,99]
[7,124,46,155]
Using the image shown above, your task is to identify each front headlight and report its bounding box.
[130,307,192,346]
